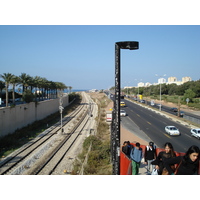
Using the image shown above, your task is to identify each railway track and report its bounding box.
[0,92,97,175]
[33,101,93,175]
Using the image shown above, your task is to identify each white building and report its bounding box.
[138,82,145,87]
[89,89,98,93]
[182,77,192,83]
[145,82,152,87]
[168,77,177,83]
[158,78,166,84]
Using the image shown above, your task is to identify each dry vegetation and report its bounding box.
[72,92,112,175]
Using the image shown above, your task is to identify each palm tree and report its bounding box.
[40,77,48,100]
[49,81,57,99]
[66,86,69,93]
[33,76,42,101]
[0,73,15,107]
[55,82,67,97]
[19,73,31,93]
[10,76,20,105]
[28,76,35,93]
[0,80,5,99]
[69,86,72,93]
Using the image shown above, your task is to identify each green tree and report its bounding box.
[19,73,31,93]
[69,86,72,93]
[183,89,196,102]
[22,90,34,103]
[10,75,20,104]
[0,73,15,107]
[168,84,178,95]
[0,80,5,99]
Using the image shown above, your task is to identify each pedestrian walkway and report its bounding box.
[121,121,150,175]
[139,162,148,175]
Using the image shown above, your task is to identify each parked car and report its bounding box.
[150,100,155,106]
[165,126,181,136]
[170,107,178,112]
[176,111,184,117]
[120,110,126,117]
[140,100,145,103]
[15,98,21,102]
[191,128,200,140]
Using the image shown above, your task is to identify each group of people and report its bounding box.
[122,141,200,175]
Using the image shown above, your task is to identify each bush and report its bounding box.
[22,90,34,103]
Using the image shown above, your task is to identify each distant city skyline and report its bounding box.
[124,76,193,88]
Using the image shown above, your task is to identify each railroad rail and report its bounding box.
[33,100,94,175]
[0,92,96,175]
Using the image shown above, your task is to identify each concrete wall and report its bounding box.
[0,95,69,138]
[183,115,200,125]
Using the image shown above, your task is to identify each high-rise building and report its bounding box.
[168,77,177,83]
[182,77,192,83]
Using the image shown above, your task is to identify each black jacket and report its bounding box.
[151,151,176,175]
[144,145,156,162]
[122,144,133,158]
[164,156,200,175]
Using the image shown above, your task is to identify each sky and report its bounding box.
[0,25,200,90]
[1,0,199,195]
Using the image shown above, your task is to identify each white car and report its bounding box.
[191,129,200,140]
[165,126,180,136]
[120,110,126,117]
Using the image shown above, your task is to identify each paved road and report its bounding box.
[121,99,200,153]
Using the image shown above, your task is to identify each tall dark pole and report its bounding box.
[113,43,121,175]
[112,41,139,175]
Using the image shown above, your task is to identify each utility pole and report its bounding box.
[59,94,64,133]
[178,96,181,117]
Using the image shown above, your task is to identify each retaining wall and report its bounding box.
[0,96,69,137]
[183,115,200,125]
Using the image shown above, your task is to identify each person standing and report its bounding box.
[151,142,176,175]
[122,141,133,158]
[164,145,200,175]
[130,142,143,175]
[144,141,157,174]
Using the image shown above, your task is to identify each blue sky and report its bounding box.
[0,25,200,90]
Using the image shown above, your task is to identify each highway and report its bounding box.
[121,99,200,153]
[145,100,200,120]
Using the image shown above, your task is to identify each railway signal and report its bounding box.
[59,94,64,133]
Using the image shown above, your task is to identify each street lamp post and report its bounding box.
[112,41,139,175]
[155,74,166,111]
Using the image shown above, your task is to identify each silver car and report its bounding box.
[191,129,200,140]
[165,126,180,136]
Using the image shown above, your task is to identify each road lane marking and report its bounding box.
[164,134,171,139]
[184,134,191,138]
[136,114,140,117]
[147,121,151,125]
